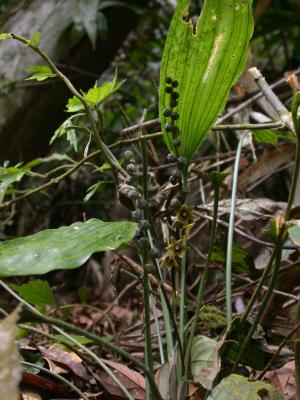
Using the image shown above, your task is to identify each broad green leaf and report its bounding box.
[159,0,254,161]
[0,32,11,40]
[191,335,220,390]
[66,71,125,112]
[0,219,137,277]
[12,280,56,306]
[24,153,75,169]
[0,308,21,400]
[25,65,56,81]
[207,374,283,400]
[27,31,40,46]
[288,225,300,246]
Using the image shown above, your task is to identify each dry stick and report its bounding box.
[195,211,298,250]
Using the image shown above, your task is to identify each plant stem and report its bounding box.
[185,180,220,371]
[295,300,300,399]
[21,361,90,400]
[226,131,248,326]
[10,33,127,179]
[231,235,284,372]
[0,279,163,400]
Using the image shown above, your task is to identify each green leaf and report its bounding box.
[66,71,125,112]
[0,32,11,40]
[74,0,99,49]
[212,243,258,278]
[207,374,283,400]
[159,0,254,161]
[0,166,25,204]
[191,335,220,390]
[54,334,93,346]
[25,65,56,82]
[0,219,137,277]
[220,317,293,370]
[12,280,56,306]
[27,31,40,46]
[288,225,300,246]
[84,181,106,202]
[0,308,21,400]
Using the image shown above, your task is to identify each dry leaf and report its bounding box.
[0,307,21,400]
[39,345,88,379]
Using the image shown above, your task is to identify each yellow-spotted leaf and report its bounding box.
[159,0,254,161]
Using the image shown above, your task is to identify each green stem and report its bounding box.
[185,181,220,371]
[0,280,162,400]
[232,236,284,372]
[21,361,90,400]
[226,131,248,326]
[241,248,277,323]
[10,33,127,179]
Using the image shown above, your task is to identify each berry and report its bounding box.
[171,169,181,178]
[171,111,179,120]
[170,98,178,107]
[126,163,136,174]
[138,198,148,209]
[123,150,134,159]
[163,108,172,117]
[132,210,143,221]
[169,175,178,185]
[166,76,173,84]
[165,122,174,132]
[137,237,149,249]
[165,86,172,94]
[173,139,181,147]
[172,91,179,100]
[172,80,179,88]
[139,220,150,231]
[150,247,160,259]
[169,198,181,210]
[177,156,188,166]
[167,153,177,163]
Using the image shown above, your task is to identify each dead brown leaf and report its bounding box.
[39,345,88,380]
[265,361,296,399]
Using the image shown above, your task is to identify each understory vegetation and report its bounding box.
[0,0,300,399]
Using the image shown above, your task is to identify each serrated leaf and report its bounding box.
[0,219,137,277]
[66,71,125,112]
[27,31,40,46]
[207,374,283,400]
[191,335,220,390]
[0,166,25,204]
[159,0,254,161]
[0,32,11,40]
[0,308,21,400]
[12,280,56,306]
[25,65,56,81]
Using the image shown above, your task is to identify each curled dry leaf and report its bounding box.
[39,345,88,380]
[97,360,146,400]
[0,307,22,400]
